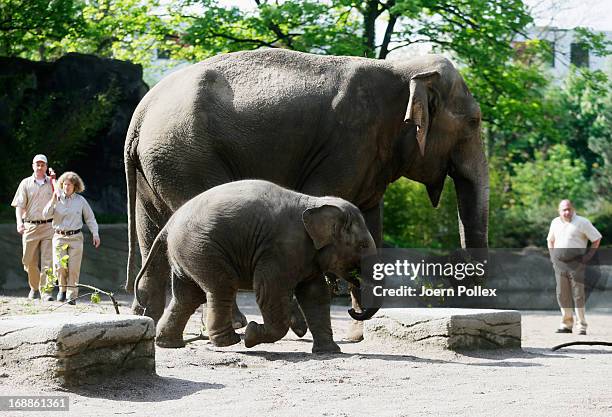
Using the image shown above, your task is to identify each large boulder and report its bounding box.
[0,313,155,386]
[364,308,522,350]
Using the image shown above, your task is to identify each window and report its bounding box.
[570,43,589,68]
[543,40,555,67]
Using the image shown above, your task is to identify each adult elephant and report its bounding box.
[125,48,489,339]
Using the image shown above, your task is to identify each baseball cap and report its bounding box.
[32,154,48,164]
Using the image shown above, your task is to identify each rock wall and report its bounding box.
[0,224,132,294]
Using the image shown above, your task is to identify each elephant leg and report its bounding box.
[231,299,248,329]
[244,279,291,348]
[289,295,308,338]
[206,290,241,347]
[156,273,206,348]
[295,276,340,354]
[132,198,170,323]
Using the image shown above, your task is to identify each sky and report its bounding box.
[526,0,612,31]
[220,0,612,32]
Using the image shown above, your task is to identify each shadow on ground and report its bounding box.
[239,349,546,368]
[67,374,223,402]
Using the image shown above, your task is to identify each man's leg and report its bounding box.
[570,264,587,333]
[21,226,41,294]
[555,269,574,330]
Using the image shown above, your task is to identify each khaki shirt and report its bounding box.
[547,214,602,249]
[43,193,99,238]
[11,175,54,221]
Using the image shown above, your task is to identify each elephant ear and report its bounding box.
[302,205,344,250]
[405,71,439,156]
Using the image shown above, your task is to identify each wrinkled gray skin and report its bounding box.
[134,180,376,353]
[125,49,489,338]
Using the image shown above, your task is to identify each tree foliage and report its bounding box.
[383,178,459,249]
[0,0,84,58]
[0,0,165,64]
[165,0,533,62]
[489,67,612,247]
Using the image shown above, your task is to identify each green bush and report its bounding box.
[383,178,460,249]
[590,202,612,247]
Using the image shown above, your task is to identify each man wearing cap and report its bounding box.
[547,199,602,335]
[11,155,55,301]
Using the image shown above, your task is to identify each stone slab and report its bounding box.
[364,308,521,350]
[0,313,155,385]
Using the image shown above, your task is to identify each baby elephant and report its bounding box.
[135,180,375,353]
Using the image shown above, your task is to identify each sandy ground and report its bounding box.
[1,290,611,417]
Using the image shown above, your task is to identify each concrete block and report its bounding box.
[364,308,521,350]
[0,313,155,385]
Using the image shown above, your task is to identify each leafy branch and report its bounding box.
[41,243,120,314]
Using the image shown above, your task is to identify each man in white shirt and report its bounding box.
[11,154,55,301]
[547,199,602,335]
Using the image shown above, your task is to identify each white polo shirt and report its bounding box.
[547,214,602,248]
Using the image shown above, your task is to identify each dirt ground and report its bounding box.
[1,290,611,417]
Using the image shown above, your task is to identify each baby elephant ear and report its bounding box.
[302,205,344,250]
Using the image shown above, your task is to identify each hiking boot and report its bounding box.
[555,328,572,334]
[56,291,66,302]
[27,289,39,300]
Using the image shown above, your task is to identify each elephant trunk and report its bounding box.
[348,278,380,321]
[348,306,380,321]
[451,140,489,249]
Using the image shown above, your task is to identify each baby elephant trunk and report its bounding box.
[348,306,379,321]
[347,239,380,321]
[346,264,379,321]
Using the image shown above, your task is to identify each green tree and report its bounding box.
[0,0,166,65]
[383,178,459,248]
[511,144,590,209]
[487,145,591,247]
[60,0,168,65]
[0,0,84,59]
[167,0,532,61]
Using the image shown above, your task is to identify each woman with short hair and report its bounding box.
[43,171,100,304]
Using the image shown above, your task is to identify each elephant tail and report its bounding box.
[124,111,141,294]
[133,227,168,312]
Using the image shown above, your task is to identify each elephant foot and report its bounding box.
[210,330,241,347]
[345,320,364,342]
[244,322,262,348]
[155,334,186,349]
[131,299,163,324]
[131,303,145,316]
[312,341,341,354]
[232,310,248,330]
[290,312,308,338]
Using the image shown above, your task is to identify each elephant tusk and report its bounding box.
[416,126,426,156]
